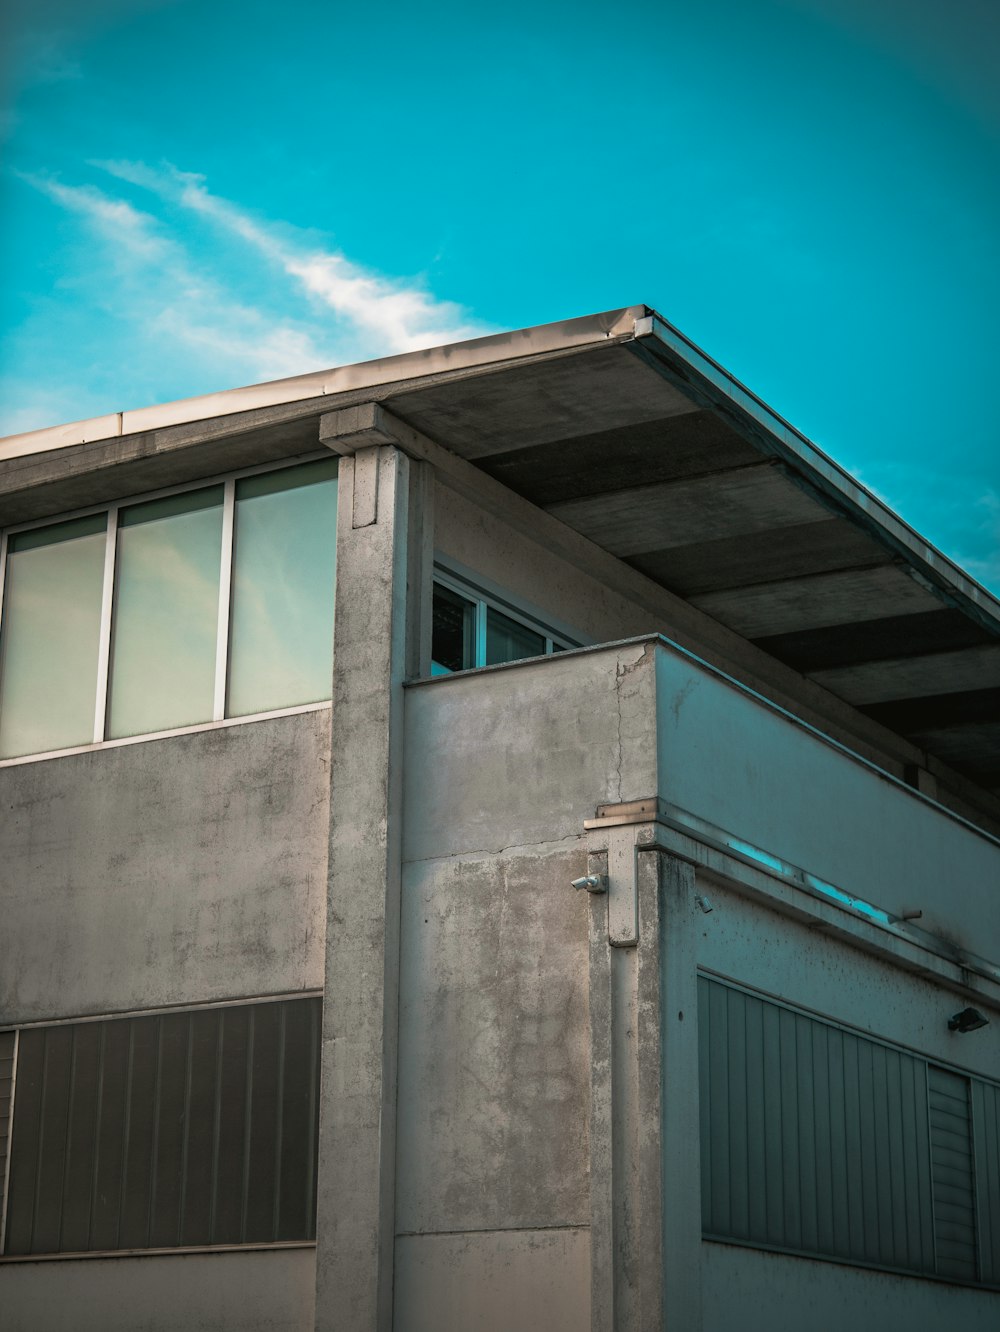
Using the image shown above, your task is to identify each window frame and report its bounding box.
[0,451,336,765]
[431,561,581,673]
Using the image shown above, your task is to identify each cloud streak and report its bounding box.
[19,171,334,385]
[97,159,490,354]
[5,162,492,433]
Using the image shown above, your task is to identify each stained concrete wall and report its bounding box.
[1,1247,316,1332]
[696,878,1000,1108]
[702,1236,998,1332]
[395,647,659,1326]
[0,710,331,1023]
[402,641,658,865]
[394,1228,590,1332]
[655,648,1000,963]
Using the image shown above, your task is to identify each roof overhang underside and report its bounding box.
[1,306,997,798]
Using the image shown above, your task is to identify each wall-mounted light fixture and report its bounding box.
[572,874,608,894]
[948,1007,990,1033]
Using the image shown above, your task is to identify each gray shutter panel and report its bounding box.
[0,1030,14,1251]
[698,978,935,1273]
[3,997,321,1255]
[928,1065,978,1281]
[971,1078,1000,1285]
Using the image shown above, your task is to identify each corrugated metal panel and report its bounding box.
[0,1030,15,1249]
[928,1065,977,1281]
[972,1078,1000,1284]
[699,977,937,1274]
[3,997,320,1255]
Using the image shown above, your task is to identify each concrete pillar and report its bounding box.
[313,426,431,1332]
[586,817,703,1331]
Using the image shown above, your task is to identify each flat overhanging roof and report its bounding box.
[1,305,998,798]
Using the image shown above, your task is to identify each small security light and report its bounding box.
[948,1007,990,1034]
[695,894,713,913]
[571,874,608,894]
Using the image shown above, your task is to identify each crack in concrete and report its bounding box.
[613,645,651,804]
[405,832,584,866]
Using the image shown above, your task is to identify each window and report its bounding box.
[698,975,1000,1286]
[431,569,577,675]
[0,997,321,1257]
[0,457,338,759]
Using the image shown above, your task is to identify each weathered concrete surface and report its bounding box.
[1,1247,316,1332]
[696,880,1000,1083]
[655,648,1000,964]
[701,1242,1000,1332]
[396,846,590,1235]
[314,446,427,1332]
[393,1228,590,1332]
[402,642,658,866]
[0,710,331,1024]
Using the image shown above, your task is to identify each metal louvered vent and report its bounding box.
[0,1030,15,1251]
[2,997,320,1257]
[698,976,999,1287]
[928,1066,977,1280]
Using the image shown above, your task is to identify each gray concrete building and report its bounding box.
[0,305,998,1331]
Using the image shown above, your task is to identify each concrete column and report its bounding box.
[313,431,431,1332]
[658,853,703,1332]
[586,819,703,1331]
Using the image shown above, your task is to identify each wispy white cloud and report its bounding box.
[15,171,335,390]
[96,159,490,353]
[6,161,491,433]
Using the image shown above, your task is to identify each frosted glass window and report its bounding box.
[0,515,106,758]
[108,488,223,739]
[227,459,337,717]
[485,606,545,666]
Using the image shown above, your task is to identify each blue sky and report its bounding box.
[2,0,998,592]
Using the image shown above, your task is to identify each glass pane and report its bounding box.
[0,515,106,758]
[108,488,223,738]
[227,459,338,717]
[431,583,476,673]
[485,606,545,666]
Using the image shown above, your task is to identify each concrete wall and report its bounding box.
[402,641,657,865]
[0,710,331,1023]
[1,1247,316,1332]
[696,877,1000,1110]
[433,482,661,650]
[394,1229,590,1332]
[655,648,1000,963]
[692,879,1000,1329]
[701,1243,998,1332]
[395,648,658,1326]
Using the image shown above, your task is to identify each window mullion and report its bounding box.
[476,597,488,667]
[93,507,118,743]
[214,480,236,722]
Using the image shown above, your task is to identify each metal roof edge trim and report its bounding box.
[636,312,1000,631]
[0,306,648,462]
